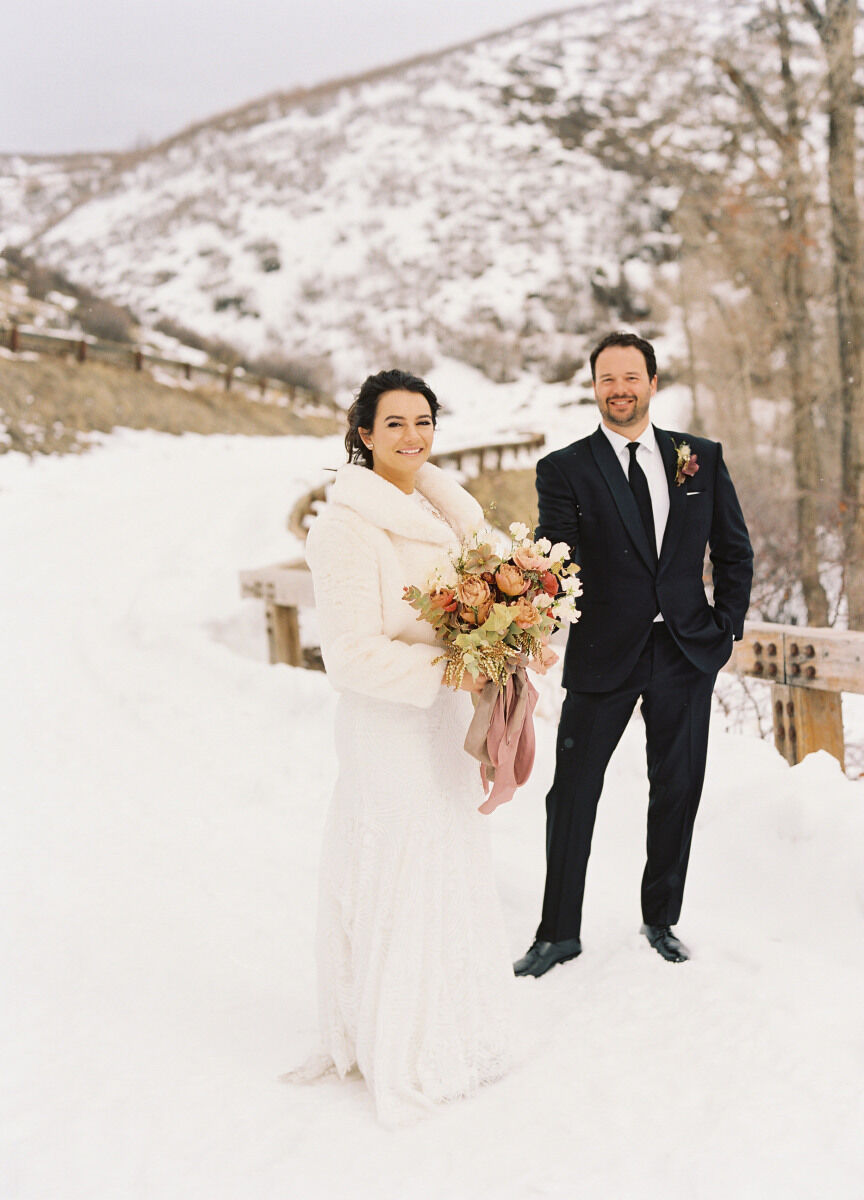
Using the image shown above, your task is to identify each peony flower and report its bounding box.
[456,575,492,609]
[495,563,530,596]
[508,595,540,628]
[459,597,494,626]
[513,547,550,572]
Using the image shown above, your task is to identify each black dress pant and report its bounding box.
[537,623,717,942]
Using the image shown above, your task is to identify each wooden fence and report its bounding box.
[237,561,316,668]
[287,433,547,539]
[239,436,864,776]
[239,555,864,771]
[0,322,337,411]
[725,621,863,770]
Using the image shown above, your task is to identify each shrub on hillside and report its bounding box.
[245,353,333,394]
[75,300,135,343]
[153,317,240,365]
[2,246,90,304]
[23,265,55,302]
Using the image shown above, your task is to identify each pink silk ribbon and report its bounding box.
[463,667,539,814]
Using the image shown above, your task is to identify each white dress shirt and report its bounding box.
[599,421,670,559]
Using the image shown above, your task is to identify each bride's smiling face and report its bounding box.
[360,390,435,492]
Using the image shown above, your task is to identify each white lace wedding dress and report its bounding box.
[314,685,515,1125]
[298,463,516,1125]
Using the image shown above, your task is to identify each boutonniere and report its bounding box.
[673,439,699,486]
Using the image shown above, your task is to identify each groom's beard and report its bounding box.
[599,393,651,428]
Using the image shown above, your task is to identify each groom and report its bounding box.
[515,331,753,973]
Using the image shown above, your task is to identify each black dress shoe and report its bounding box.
[641,923,690,963]
[513,938,582,977]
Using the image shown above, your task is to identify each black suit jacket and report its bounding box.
[536,425,753,692]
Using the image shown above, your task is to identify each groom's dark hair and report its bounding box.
[589,332,657,381]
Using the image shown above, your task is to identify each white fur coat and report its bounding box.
[305,463,484,707]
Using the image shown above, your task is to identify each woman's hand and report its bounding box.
[529,644,559,675]
[457,670,489,694]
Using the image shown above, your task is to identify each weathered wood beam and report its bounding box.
[265,601,302,667]
[724,620,863,769]
[770,683,845,770]
[727,620,864,694]
[239,560,315,608]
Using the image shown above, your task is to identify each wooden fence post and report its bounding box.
[265,601,302,666]
[771,683,845,770]
[0,327,341,412]
[726,622,854,769]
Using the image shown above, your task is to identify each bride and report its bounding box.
[302,368,515,1125]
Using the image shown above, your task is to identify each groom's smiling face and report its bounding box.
[593,345,657,438]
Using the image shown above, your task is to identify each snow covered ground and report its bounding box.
[3,427,863,1200]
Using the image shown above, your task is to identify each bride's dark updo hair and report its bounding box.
[345,368,440,468]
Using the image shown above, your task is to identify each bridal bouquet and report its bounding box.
[403,522,582,689]
[404,523,582,814]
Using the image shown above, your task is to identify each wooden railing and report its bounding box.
[238,560,315,667]
[238,567,864,772]
[1,322,338,411]
[287,433,546,539]
[723,621,864,770]
[247,432,546,665]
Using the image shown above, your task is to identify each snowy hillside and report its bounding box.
[4,0,853,400]
[3,0,696,391]
[2,427,863,1199]
[0,152,114,248]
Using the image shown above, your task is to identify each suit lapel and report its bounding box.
[589,429,657,572]
[656,426,686,564]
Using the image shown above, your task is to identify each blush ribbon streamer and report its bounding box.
[463,667,539,814]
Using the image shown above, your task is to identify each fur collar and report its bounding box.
[327,463,483,544]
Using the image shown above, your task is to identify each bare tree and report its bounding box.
[801,0,864,628]
[572,0,848,625]
[716,1,831,624]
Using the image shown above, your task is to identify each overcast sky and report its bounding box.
[1,0,572,156]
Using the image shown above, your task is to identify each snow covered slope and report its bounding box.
[7,1,688,390]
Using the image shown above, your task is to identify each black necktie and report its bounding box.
[627,441,656,558]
